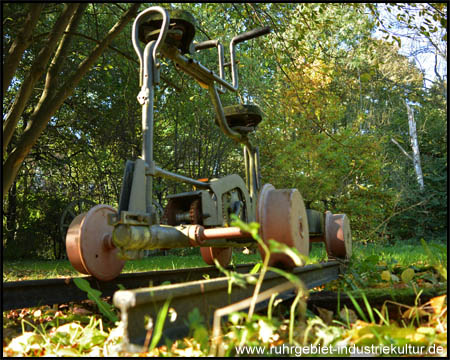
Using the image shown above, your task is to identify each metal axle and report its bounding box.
[112,224,255,251]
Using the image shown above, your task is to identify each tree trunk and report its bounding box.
[404,100,424,191]
[5,180,18,246]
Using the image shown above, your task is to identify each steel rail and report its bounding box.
[2,264,255,311]
[113,261,343,352]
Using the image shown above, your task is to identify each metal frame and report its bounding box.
[111,7,270,255]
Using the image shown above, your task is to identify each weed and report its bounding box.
[73,278,118,323]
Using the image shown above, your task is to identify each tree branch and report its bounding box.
[63,31,181,92]
[391,137,413,162]
[43,4,88,102]
[3,3,79,153]
[3,3,45,93]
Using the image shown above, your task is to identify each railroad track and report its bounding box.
[114,261,343,351]
[3,261,345,353]
[3,264,255,311]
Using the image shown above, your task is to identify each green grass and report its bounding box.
[351,241,447,268]
[3,240,445,282]
[3,249,262,282]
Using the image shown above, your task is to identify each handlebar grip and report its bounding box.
[194,39,219,51]
[232,26,271,44]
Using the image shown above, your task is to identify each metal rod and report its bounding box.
[113,223,254,252]
[248,149,255,199]
[209,86,255,152]
[142,42,156,215]
[202,226,250,240]
[244,146,250,190]
[201,238,256,248]
[255,147,261,191]
[153,166,210,188]
[163,48,238,92]
[132,6,169,86]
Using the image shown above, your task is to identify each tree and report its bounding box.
[3,3,140,198]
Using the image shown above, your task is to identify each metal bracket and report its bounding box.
[137,88,150,105]
[108,211,151,227]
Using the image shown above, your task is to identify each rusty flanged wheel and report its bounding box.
[257,184,309,269]
[66,204,125,281]
[200,247,232,267]
[193,199,233,267]
[59,198,96,259]
[324,211,352,259]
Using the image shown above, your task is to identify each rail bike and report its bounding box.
[66,6,352,281]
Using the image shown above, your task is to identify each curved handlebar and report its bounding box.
[194,39,219,51]
[232,26,271,44]
[132,6,271,94]
[132,6,169,85]
[195,27,271,51]
[193,26,271,92]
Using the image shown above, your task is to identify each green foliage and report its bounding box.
[149,297,171,351]
[73,278,118,323]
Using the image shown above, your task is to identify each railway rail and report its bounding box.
[114,261,343,351]
[3,264,255,311]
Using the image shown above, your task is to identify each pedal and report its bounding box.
[219,104,263,134]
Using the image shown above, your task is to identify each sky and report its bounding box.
[372,3,447,88]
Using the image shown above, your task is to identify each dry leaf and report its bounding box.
[401,268,415,283]
[339,307,358,324]
[402,306,429,319]
[316,306,334,325]
[72,307,92,315]
[381,270,391,281]
[427,295,447,315]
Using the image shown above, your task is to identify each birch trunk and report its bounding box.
[404,100,424,191]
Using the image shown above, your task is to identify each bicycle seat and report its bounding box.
[138,9,196,55]
[218,104,263,134]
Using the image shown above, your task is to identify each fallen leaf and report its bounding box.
[381,270,391,281]
[401,268,415,283]
[426,295,446,315]
[340,307,358,324]
[402,307,429,319]
[72,307,92,315]
[316,306,333,325]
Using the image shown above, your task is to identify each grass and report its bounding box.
[3,245,329,282]
[351,240,447,268]
[3,239,445,282]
